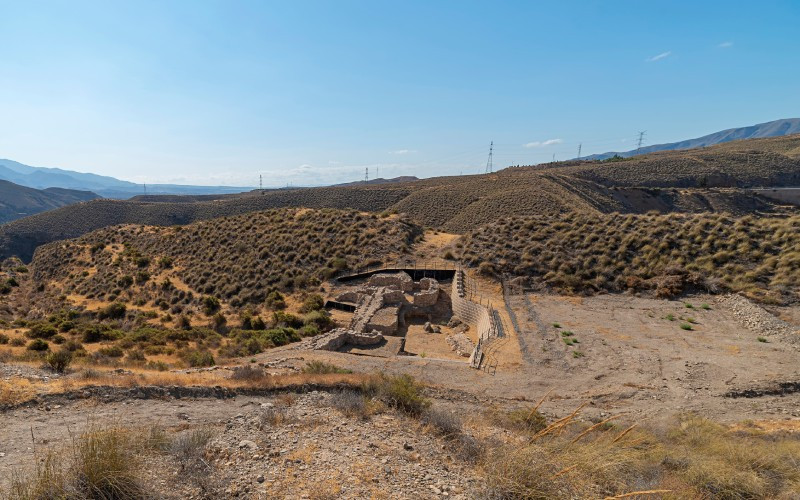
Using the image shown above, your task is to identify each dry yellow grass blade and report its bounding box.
[603,489,672,499]
[570,414,624,444]
[549,464,578,479]
[531,401,588,441]
[530,387,553,414]
[611,424,638,444]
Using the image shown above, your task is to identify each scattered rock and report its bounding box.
[238,440,258,450]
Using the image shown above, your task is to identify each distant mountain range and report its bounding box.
[0,159,251,199]
[582,118,800,161]
[0,180,99,224]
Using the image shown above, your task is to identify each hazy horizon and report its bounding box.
[2,0,799,187]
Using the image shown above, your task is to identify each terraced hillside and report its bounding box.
[2,134,800,262]
[30,208,420,314]
[458,212,800,305]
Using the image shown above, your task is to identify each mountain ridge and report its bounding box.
[0,179,99,224]
[581,118,800,161]
[0,159,251,199]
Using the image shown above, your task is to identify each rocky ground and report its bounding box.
[0,387,484,499]
[2,290,799,498]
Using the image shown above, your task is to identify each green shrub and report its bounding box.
[27,322,58,339]
[27,339,49,351]
[81,325,122,343]
[265,291,286,310]
[202,296,221,315]
[273,311,302,328]
[0,333,8,344]
[117,275,134,288]
[299,294,325,313]
[98,302,127,320]
[183,349,215,367]
[303,361,352,374]
[98,345,124,358]
[303,310,333,331]
[363,373,430,415]
[46,349,74,373]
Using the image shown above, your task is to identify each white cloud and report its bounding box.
[646,51,672,62]
[389,149,416,155]
[523,138,563,148]
[718,41,734,48]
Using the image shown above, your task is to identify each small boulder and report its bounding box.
[447,317,463,328]
[238,440,258,450]
[423,322,434,333]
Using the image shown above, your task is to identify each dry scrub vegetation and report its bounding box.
[4,370,799,499]
[3,134,799,262]
[32,207,418,307]
[460,212,800,304]
[0,208,423,368]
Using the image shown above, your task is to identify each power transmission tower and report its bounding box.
[485,141,493,173]
[552,153,556,162]
[143,183,147,195]
[636,131,647,152]
[364,167,369,183]
[577,143,582,160]
[259,175,262,191]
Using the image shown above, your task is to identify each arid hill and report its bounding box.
[458,212,800,305]
[0,180,99,224]
[2,134,800,262]
[28,208,420,313]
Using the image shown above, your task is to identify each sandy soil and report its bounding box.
[258,292,800,427]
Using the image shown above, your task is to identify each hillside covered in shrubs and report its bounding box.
[3,134,799,262]
[459,212,800,305]
[30,208,419,312]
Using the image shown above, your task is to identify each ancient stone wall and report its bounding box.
[368,272,414,292]
[367,306,400,335]
[295,328,383,351]
[450,270,502,368]
[413,278,440,307]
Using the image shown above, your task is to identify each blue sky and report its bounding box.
[1,1,799,187]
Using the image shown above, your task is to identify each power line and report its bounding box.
[484,141,493,174]
[636,131,647,152]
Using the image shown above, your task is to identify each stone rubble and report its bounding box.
[198,392,475,499]
[445,334,474,358]
[717,294,798,344]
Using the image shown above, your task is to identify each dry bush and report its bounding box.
[303,360,352,375]
[421,407,463,438]
[481,410,800,499]
[7,427,149,499]
[329,390,368,419]
[229,364,269,381]
[361,373,431,416]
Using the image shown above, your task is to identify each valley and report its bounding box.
[1,134,800,498]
